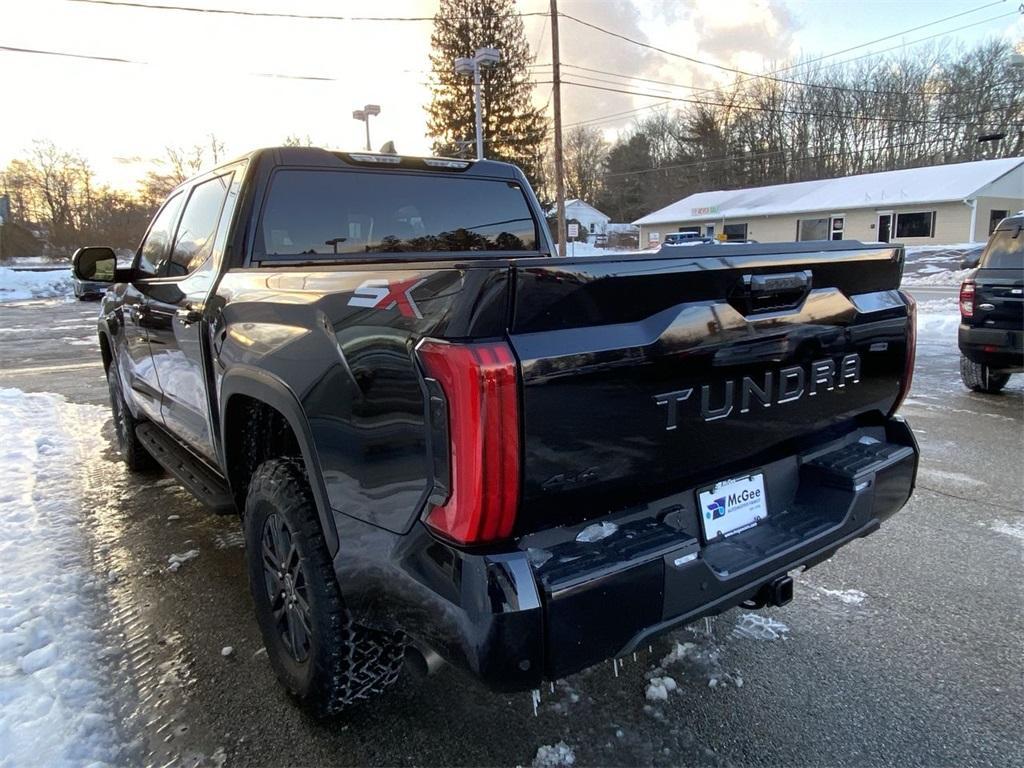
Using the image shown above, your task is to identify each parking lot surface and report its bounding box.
[0,292,1020,768]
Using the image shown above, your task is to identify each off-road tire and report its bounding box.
[960,354,1010,394]
[244,458,406,718]
[106,366,158,471]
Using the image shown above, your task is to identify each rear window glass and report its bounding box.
[256,169,538,258]
[981,229,1024,269]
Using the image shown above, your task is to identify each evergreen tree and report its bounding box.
[426,0,548,190]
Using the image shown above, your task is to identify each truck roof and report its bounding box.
[209,146,521,181]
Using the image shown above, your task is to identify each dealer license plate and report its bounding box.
[698,473,767,540]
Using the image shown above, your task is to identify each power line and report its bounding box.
[65,0,547,22]
[551,9,1021,132]
[533,61,1012,99]
[765,0,1009,76]
[0,42,338,81]
[557,10,1018,97]
[560,79,1024,129]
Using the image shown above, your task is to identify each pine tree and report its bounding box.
[426,0,548,191]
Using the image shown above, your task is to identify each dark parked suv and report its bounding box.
[959,213,1024,393]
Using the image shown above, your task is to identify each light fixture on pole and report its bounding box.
[454,47,501,159]
[352,104,381,152]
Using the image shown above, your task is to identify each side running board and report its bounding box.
[135,422,236,514]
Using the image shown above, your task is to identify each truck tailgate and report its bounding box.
[508,243,911,532]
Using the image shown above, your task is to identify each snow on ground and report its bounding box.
[0,388,133,766]
[532,741,576,767]
[0,266,73,302]
[731,613,790,641]
[902,267,975,287]
[987,519,1024,544]
[814,588,867,605]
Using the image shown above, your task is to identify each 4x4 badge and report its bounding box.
[348,278,427,318]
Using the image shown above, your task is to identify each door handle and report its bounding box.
[176,305,204,325]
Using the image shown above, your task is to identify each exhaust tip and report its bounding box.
[405,644,445,678]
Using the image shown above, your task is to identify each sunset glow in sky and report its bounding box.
[2,0,1020,191]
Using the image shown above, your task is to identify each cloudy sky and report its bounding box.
[2,0,1020,190]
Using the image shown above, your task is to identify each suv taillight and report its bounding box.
[890,291,917,416]
[959,279,975,318]
[416,340,520,544]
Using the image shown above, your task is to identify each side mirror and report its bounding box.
[72,246,118,283]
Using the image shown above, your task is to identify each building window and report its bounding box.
[830,216,844,241]
[797,218,829,241]
[894,211,935,239]
[679,226,700,234]
[989,209,1008,235]
[723,223,748,241]
[589,222,596,233]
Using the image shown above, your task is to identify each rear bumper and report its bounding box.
[332,418,918,691]
[959,323,1024,371]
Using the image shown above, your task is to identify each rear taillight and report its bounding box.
[890,291,917,416]
[959,279,975,318]
[416,339,520,544]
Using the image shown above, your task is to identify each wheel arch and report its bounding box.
[220,367,339,555]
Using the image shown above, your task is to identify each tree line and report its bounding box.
[557,39,1024,223]
[2,3,1020,257]
[0,135,227,258]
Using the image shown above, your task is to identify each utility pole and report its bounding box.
[550,0,566,257]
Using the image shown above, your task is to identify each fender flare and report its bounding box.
[219,366,339,555]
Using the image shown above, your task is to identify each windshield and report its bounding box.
[256,169,538,258]
[981,228,1024,269]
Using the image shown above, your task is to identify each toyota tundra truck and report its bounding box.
[73,147,919,717]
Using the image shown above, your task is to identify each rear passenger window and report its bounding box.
[165,173,233,277]
[255,169,538,259]
[137,193,183,277]
[981,229,1024,269]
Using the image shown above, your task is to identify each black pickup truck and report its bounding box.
[959,212,1024,393]
[74,147,919,717]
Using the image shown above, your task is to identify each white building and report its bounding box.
[556,199,611,237]
[633,157,1024,247]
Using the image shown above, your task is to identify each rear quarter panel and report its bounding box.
[211,263,509,534]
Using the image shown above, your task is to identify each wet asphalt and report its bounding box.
[0,292,1020,768]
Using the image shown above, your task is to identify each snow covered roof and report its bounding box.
[549,199,610,220]
[633,157,1024,226]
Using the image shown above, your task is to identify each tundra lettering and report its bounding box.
[655,353,863,428]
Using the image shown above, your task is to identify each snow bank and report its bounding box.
[0,389,132,765]
[0,266,73,302]
[902,267,974,287]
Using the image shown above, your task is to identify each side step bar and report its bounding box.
[135,422,236,514]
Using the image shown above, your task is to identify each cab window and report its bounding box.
[137,193,184,277]
[165,173,233,278]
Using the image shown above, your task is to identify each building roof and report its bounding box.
[550,199,610,220]
[633,157,1024,226]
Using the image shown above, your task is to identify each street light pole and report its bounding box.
[352,104,381,152]
[455,47,500,160]
[550,0,566,257]
[473,64,484,160]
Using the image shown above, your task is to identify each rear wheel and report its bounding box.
[244,458,406,718]
[960,354,1010,394]
[106,366,158,471]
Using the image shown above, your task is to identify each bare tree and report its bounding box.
[563,126,608,203]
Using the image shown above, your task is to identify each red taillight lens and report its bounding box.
[416,339,520,544]
[959,279,975,318]
[890,291,917,416]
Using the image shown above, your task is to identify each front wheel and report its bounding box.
[960,354,1010,394]
[244,458,406,718]
[106,366,158,471]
